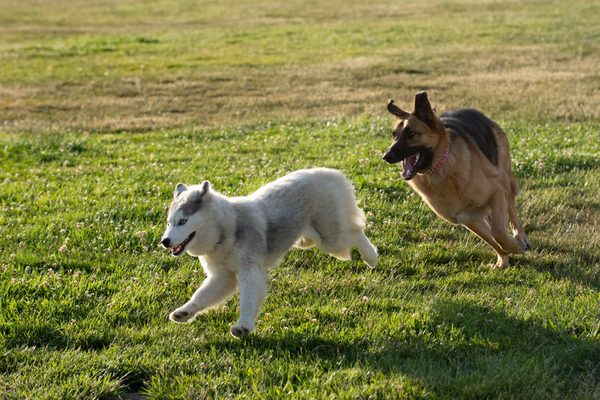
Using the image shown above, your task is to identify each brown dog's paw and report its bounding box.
[230,325,250,339]
[512,234,531,253]
[521,237,531,252]
[495,254,509,270]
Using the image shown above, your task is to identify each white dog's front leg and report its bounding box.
[170,271,237,323]
[230,266,268,338]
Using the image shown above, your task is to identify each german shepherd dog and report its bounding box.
[382,91,530,269]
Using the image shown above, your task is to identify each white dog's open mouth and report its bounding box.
[172,232,196,256]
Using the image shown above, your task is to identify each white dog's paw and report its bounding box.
[229,325,251,339]
[169,308,194,323]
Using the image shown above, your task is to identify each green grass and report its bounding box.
[1,121,599,399]
[1,0,600,399]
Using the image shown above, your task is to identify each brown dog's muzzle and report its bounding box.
[382,148,400,164]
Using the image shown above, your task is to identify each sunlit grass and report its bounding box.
[1,0,599,398]
[1,118,599,398]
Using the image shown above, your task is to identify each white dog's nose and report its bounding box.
[160,237,171,248]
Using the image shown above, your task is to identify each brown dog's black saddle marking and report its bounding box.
[440,109,499,166]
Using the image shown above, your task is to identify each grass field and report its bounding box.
[1,0,600,398]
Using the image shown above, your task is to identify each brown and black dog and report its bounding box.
[382,91,530,269]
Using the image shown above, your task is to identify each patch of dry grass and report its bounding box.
[1,0,599,132]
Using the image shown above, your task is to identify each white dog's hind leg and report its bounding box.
[231,266,268,338]
[294,236,315,249]
[294,226,322,249]
[355,231,378,268]
[330,248,352,261]
[170,271,237,323]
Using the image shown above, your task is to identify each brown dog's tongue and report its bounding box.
[402,155,417,180]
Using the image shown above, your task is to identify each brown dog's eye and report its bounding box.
[405,129,416,139]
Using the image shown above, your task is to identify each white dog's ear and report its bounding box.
[189,180,211,204]
[200,180,211,196]
[174,183,188,198]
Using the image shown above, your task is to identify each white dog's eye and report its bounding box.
[178,218,187,226]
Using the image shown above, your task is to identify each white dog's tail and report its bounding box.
[356,232,378,268]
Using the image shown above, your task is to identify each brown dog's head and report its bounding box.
[382,91,446,180]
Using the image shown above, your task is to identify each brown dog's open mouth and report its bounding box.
[402,152,428,180]
[172,232,196,256]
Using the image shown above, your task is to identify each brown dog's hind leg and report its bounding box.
[489,191,527,255]
[507,198,531,252]
[508,203,531,251]
[464,218,510,269]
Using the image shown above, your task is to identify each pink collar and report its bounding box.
[425,145,449,175]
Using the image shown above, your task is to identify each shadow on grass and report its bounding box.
[216,300,600,397]
[6,300,598,397]
[0,322,116,354]
[514,239,600,290]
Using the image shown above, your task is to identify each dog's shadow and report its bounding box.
[214,299,599,395]
[510,237,600,290]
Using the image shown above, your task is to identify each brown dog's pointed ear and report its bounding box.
[387,99,410,119]
[413,91,436,128]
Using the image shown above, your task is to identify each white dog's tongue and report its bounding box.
[402,155,418,180]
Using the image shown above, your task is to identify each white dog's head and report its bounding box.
[160,181,221,257]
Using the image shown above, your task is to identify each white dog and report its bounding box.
[160,168,378,338]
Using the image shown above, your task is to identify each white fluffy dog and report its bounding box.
[160,168,378,338]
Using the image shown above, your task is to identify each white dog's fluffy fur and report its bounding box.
[160,168,378,337]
